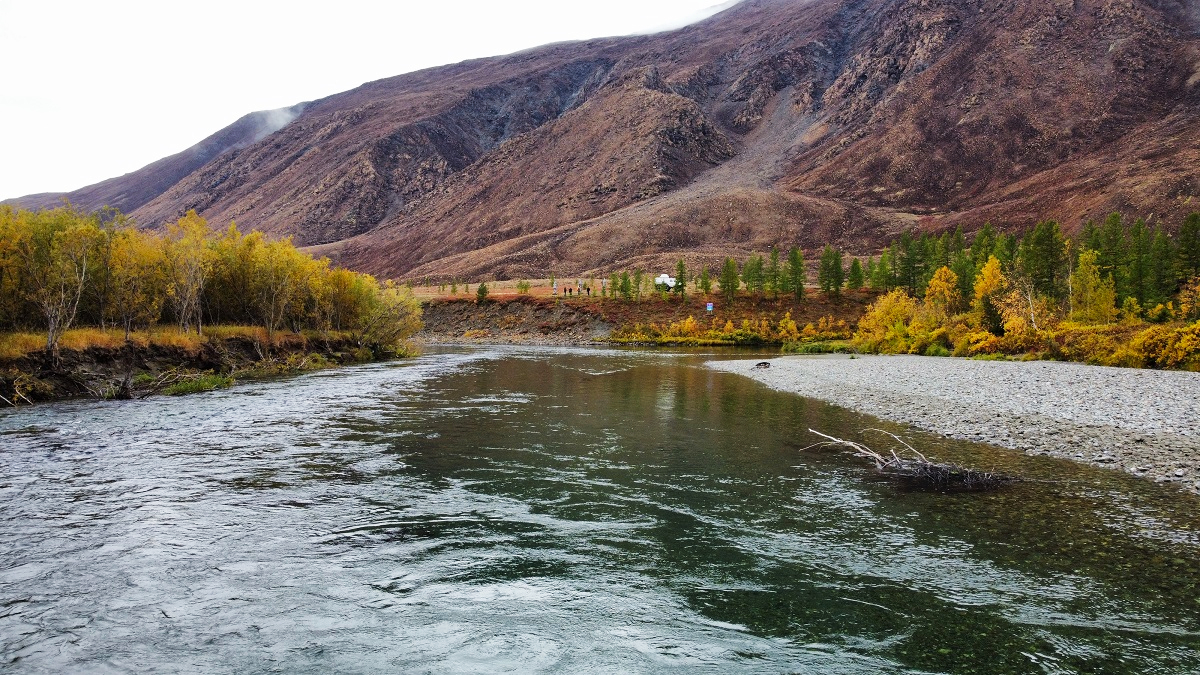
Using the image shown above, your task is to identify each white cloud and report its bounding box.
[0,0,736,199]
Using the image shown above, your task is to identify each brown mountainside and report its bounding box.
[9,0,1200,280]
[8,105,307,215]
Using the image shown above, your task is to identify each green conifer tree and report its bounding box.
[786,248,805,300]
[1147,227,1176,306]
[765,247,781,297]
[847,258,865,290]
[718,257,740,302]
[1016,220,1067,300]
[698,265,712,295]
[1127,218,1151,305]
[871,250,892,290]
[742,254,764,295]
[818,245,844,297]
[1179,212,1200,281]
[972,223,998,271]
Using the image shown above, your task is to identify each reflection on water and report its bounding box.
[1,346,1198,673]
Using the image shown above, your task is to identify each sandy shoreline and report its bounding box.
[708,354,1200,493]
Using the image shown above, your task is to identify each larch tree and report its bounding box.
[697,265,712,295]
[1016,220,1067,300]
[0,207,28,330]
[786,247,805,300]
[871,250,893,290]
[765,247,781,297]
[742,254,764,295]
[846,258,865,290]
[924,266,962,316]
[1178,212,1200,281]
[817,245,844,297]
[718,257,740,302]
[972,255,1006,335]
[1069,250,1117,325]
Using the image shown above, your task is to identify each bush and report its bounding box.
[162,373,234,396]
[1133,322,1200,370]
[782,341,855,354]
[923,344,951,357]
[853,289,919,353]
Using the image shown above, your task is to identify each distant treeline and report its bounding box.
[853,212,1200,369]
[860,213,1200,311]
[599,249,815,301]
[0,206,421,354]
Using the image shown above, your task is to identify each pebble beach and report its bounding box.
[709,354,1200,492]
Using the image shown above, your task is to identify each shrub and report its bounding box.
[782,341,855,354]
[853,289,919,353]
[1133,322,1200,370]
[924,344,951,357]
[162,373,234,396]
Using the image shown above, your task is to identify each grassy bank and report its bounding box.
[0,326,415,406]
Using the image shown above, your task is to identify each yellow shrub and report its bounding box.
[854,289,919,353]
[777,312,799,341]
[1134,322,1200,370]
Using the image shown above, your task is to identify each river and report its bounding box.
[1,347,1198,673]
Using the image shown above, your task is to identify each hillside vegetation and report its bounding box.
[854,213,1200,369]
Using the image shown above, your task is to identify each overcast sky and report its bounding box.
[0,0,736,200]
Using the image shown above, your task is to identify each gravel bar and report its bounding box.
[709,354,1200,492]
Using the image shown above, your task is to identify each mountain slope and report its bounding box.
[6,105,306,214]
[8,0,1200,279]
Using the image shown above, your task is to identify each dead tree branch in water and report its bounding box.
[805,428,1018,492]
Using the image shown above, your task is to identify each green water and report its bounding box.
[1,346,1197,673]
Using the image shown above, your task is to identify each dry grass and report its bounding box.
[0,325,325,361]
[58,328,130,352]
[0,333,46,361]
[204,325,271,343]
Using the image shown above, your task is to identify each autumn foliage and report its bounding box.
[852,215,1200,370]
[0,205,421,355]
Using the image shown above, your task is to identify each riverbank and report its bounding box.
[709,354,1200,492]
[417,293,875,346]
[0,331,386,405]
[418,296,612,345]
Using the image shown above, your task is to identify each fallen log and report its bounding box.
[806,428,1018,492]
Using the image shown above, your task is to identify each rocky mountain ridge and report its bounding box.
[8,0,1200,280]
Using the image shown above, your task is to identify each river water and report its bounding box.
[1,347,1199,673]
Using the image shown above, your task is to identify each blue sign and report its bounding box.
[706,303,714,312]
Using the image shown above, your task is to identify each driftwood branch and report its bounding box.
[805,428,1018,492]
